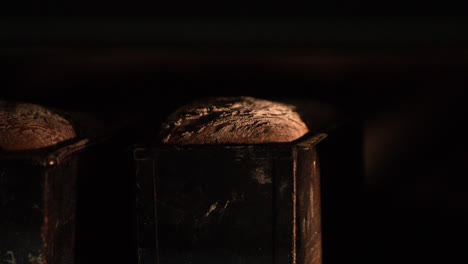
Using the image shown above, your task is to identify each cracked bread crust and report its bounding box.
[0,101,76,151]
[160,96,309,145]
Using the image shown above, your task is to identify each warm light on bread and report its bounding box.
[160,96,309,145]
[0,101,76,151]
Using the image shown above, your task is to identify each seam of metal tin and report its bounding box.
[134,132,327,162]
[0,137,86,166]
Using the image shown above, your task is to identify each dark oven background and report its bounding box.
[1,11,467,264]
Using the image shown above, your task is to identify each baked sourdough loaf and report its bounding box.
[0,101,76,151]
[160,96,309,145]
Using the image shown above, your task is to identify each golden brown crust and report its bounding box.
[160,97,309,145]
[0,101,76,151]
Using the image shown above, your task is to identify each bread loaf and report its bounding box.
[160,96,309,145]
[0,101,76,151]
